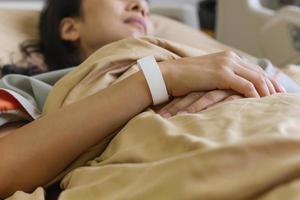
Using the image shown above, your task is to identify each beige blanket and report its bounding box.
[7,37,300,200]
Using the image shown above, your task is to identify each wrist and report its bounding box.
[133,71,153,107]
[138,56,170,105]
[158,61,173,96]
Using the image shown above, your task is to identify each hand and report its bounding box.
[157,90,243,118]
[159,51,285,98]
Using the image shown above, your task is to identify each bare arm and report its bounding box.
[0,122,27,139]
[0,70,153,198]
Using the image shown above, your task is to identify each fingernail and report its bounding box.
[280,85,286,93]
[161,112,172,118]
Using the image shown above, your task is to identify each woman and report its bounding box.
[0,0,284,198]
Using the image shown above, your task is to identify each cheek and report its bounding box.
[81,21,127,47]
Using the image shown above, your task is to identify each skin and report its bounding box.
[60,0,153,59]
[0,0,285,198]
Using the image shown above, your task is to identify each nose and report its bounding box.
[127,0,149,17]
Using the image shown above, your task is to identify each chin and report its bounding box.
[127,28,146,37]
[117,30,146,41]
[127,31,143,37]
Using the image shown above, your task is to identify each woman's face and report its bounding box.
[61,0,153,59]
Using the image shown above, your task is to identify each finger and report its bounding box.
[225,74,260,98]
[219,54,268,97]
[265,78,276,95]
[239,59,279,95]
[234,64,270,97]
[270,78,286,93]
[170,92,205,114]
[239,58,265,74]
[158,97,182,117]
[160,92,204,116]
[223,95,243,102]
[228,52,263,74]
[185,90,234,113]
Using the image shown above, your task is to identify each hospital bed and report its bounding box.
[150,4,200,29]
[216,0,300,66]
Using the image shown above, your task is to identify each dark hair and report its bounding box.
[1,0,83,76]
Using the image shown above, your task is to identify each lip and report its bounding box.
[125,16,147,34]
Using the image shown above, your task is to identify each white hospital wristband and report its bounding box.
[137,56,169,105]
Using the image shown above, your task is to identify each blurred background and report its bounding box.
[1,0,300,66]
[1,0,299,29]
